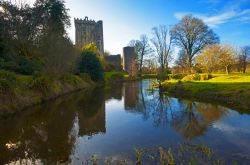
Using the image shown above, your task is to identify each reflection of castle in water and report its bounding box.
[123,82,139,110]
[78,99,106,136]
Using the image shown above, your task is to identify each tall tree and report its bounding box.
[171,15,219,73]
[196,45,221,73]
[175,49,189,74]
[238,46,250,73]
[217,44,235,74]
[128,34,152,74]
[34,0,73,75]
[151,25,172,74]
[78,43,104,81]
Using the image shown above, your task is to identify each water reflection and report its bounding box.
[0,88,106,164]
[0,80,249,164]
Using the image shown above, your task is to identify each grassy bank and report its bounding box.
[104,71,141,83]
[0,70,94,118]
[160,73,250,111]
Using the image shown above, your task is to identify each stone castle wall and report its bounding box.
[123,47,136,73]
[104,54,122,70]
[74,17,104,54]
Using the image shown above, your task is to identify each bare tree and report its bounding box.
[128,34,153,74]
[175,49,189,74]
[170,15,219,73]
[196,45,221,73]
[238,46,250,73]
[151,25,172,74]
[217,44,235,74]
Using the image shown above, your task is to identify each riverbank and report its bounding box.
[160,74,250,111]
[104,71,140,83]
[0,71,95,118]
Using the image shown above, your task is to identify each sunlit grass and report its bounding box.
[161,72,250,110]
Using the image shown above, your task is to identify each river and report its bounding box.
[0,79,250,164]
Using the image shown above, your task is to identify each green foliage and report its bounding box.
[169,74,185,80]
[81,43,100,55]
[29,74,52,92]
[161,74,250,110]
[78,44,104,81]
[135,146,145,165]
[157,73,169,81]
[200,74,213,81]
[62,74,85,86]
[16,57,42,75]
[159,147,175,165]
[104,71,126,82]
[0,70,17,94]
[78,73,92,82]
[182,73,213,81]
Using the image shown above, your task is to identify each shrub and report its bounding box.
[182,73,213,81]
[29,74,52,92]
[157,73,169,81]
[0,70,17,94]
[16,57,42,75]
[182,74,200,81]
[79,73,92,82]
[62,74,84,86]
[169,74,185,80]
[77,44,104,81]
[109,73,124,82]
[200,74,213,81]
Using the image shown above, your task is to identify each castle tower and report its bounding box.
[74,17,104,55]
[123,47,136,73]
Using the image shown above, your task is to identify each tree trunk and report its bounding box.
[243,63,246,74]
[226,66,229,75]
[188,56,192,74]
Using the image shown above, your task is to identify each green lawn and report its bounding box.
[161,73,250,111]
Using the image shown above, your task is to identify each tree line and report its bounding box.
[0,0,104,81]
[128,15,250,75]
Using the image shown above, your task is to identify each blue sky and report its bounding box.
[27,0,250,55]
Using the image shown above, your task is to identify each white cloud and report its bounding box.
[174,0,250,27]
[174,8,250,27]
[0,6,3,13]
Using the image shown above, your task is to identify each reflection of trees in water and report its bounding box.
[122,80,173,127]
[171,100,207,140]
[105,83,123,101]
[0,88,106,164]
[171,100,228,140]
[122,80,228,139]
[146,90,172,128]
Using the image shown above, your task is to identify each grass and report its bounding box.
[82,143,232,164]
[0,70,93,117]
[161,73,250,111]
[104,71,128,82]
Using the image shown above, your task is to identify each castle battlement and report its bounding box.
[74,16,104,54]
[74,17,102,25]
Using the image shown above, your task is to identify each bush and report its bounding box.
[157,73,169,81]
[77,44,104,81]
[104,71,126,82]
[79,73,92,82]
[29,74,52,92]
[62,74,84,86]
[169,74,185,80]
[182,73,213,81]
[200,74,213,81]
[16,57,42,75]
[182,74,200,81]
[0,70,17,94]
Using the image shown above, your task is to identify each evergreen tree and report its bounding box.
[78,44,104,81]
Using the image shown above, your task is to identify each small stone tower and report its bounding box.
[74,16,104,55]
[123,47,136,73]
